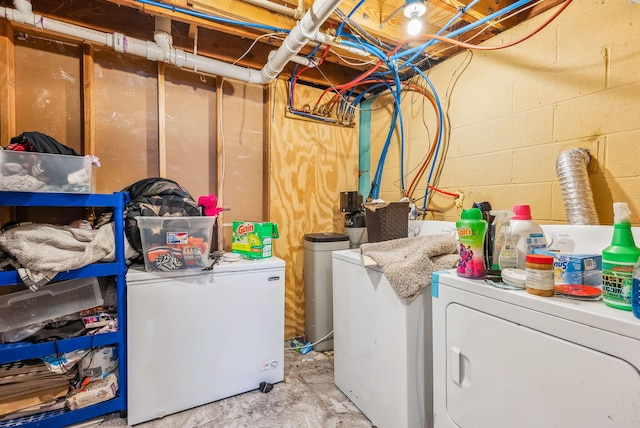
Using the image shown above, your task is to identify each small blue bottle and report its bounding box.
[632,258,640,319]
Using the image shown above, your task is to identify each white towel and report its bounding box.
[0,223,137,289]
[360,234,458,301]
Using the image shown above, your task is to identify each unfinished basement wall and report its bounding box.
[268,81,359,338]
[372,0,640,225]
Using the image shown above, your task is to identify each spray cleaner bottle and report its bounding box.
[498,225,518,270]
[489,210,512,270]
[602,202,640,310]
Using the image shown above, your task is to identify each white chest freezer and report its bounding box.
[432,270,640,428]
[126,257,285,426]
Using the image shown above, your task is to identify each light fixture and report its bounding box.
[403,0,427,19]
[404,0,426,36]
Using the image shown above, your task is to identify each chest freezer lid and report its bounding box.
[127,256,285,282]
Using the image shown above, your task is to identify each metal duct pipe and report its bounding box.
[313,32,371,58]
[555,148,599,225]
[1,0,341,85]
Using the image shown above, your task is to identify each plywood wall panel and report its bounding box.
[0,23,15,146]
[14,36,81,152]
[93,49,159,193]
[164,66,217,200]
[220,79,265,250]
[0,23,14,226]
[269,81,359,339]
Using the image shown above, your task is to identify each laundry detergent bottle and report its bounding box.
[510,204,547,269]
[602,202,640,310]
[456,208,488,279]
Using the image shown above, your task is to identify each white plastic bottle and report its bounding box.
[489,210,512,270]
[510,204,548,269]
[498,225,518,270]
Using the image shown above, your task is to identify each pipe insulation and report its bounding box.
[555,148,599,225]
[1,0,343,85]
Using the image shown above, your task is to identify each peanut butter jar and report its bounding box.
[525,254,555,297]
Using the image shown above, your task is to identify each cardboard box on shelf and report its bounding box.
[65,372,118,410]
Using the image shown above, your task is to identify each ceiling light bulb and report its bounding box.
[407,16,422,36]
[403,0,427,19]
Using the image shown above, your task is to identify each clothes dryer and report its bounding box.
[432,270,640,427]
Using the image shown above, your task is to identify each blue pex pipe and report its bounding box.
[391,0,536,62]
[135,0,290,33]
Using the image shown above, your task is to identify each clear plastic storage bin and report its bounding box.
[136,216,216,271]
[0,150,94,193]
[0,277,103,334]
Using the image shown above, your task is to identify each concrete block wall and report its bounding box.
[372,0,640,225]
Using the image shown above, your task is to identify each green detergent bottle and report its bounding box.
[456,208,488,279]
[602,202,640,310]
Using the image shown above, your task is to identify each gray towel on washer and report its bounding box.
[360,234,458,302]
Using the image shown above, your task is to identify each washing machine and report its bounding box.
[332,220,456,428]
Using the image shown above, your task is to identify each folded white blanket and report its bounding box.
[360,234,458,301]
[0,223,137,290]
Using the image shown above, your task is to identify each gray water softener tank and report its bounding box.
[303,232,350,352]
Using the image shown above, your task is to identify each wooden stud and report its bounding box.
[216,75,225,251]
[0,22,15,145]
[82,44,95,156]
[158,62,167,178]
[0,23,15,225]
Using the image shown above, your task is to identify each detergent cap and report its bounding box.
[460,208,483,220]
[512,205,532,220]
[613,202,631,224]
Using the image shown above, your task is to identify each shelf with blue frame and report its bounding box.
[0,191,129,428]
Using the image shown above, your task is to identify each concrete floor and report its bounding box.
[81,349,373,428]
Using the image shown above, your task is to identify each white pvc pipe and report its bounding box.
[254,0,342,84]
[154,16,172,53]
[1,0,342,85]
[269,50,316,67]
[238,0,303,19]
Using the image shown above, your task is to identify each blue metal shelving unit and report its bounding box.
[0,191,129,427]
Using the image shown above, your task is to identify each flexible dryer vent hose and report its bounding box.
[555,148,599,225]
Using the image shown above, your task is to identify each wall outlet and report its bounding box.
[259,360,278,371]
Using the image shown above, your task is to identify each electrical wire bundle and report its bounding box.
[136,0,573,215]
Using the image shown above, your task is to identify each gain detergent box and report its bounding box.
[232,222,279,259]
